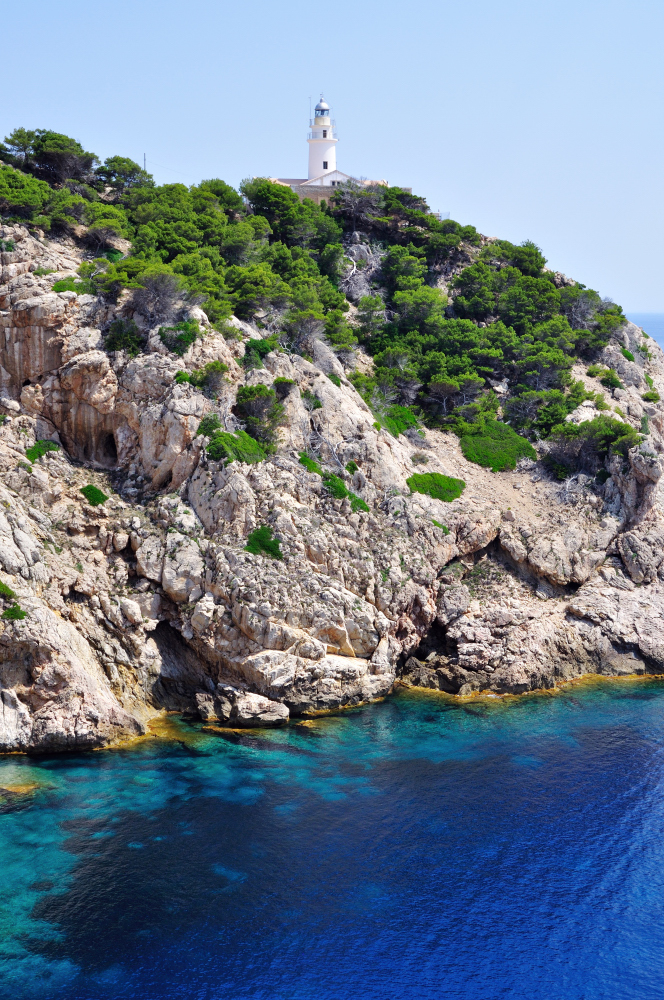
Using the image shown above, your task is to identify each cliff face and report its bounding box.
[2,222,664,752]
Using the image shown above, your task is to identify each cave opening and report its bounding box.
[22,379,31,387]
[102,433,117,464]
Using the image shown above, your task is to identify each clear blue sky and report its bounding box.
[3,0,663,310]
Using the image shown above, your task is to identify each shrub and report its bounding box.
[133,273,185,323]
[198,413,222,437]
[273,377,296,398]
[299,453,324,475]
[642,390,660,402]
[0,581,17,600]
[206,429,267,464]
[645,373,654,389]
[242,335,278,369]
[327,372,341,387]
[235,384,285,446]
[0,239,16,252]
[406,472,466,502]
[176,360,228,391]
[245,525,283,559]
[159,320,200,356]
[621,348,635,362]
[105,318,144,357]
[459,420,536,472]
[380,404,419,438]
[345,460,358,474]
[432,520,450,534]
[411,452,429,465]
[52,275,93,294]
[25,439,59,463]
[80,484,108,506]
[547,414,640,474]
[600,369,623,390]
[587,365,623,390]
[33,266,55,276]
[2,603,26,621]
[322,473,369,512]
[301,388,322,410]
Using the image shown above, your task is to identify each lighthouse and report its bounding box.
[273,95,387,204]
[307,96,338,179]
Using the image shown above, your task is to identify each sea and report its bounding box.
[3,681,664,1000]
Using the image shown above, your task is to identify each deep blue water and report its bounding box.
[3,682,664,1000]
[627,313,664,349]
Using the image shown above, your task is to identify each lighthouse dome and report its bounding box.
[315,96,330,113]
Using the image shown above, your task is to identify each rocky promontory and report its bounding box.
[1,219,664,753]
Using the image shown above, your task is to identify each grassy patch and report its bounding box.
[345,460,358,474]
[459,420,536,472]
[326,373,341,387]
[299,453,324,475]
[245,525,283,560]
[0,581,16,600]
[206,429,266,464]
[621,348,635,362]
[159,320,200,356]
[80,484,108,506]
[25,439,59,463]
[432,519,450,534]
[2,604,26,621]
[406,472,465,502]
[642,390,660,402]
[380,404,419,438]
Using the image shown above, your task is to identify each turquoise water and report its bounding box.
[3,681,664,999]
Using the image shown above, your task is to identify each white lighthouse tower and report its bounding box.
[307,95,338,180]
[273,95,387,204]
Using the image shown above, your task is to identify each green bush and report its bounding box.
[273,377,296,398]
[299,453,324,475]
[176,360,228,390]
[326,372,341,387]
[406,472,466,502]
[244,524,283,559]
[0,239,16,251]
[80,484,108,506]
[600,369,623,390]
[642,390,660,402]
[301,388,322,410]
[381,404,419,438]
[621,348,635,362]
[105,318,144,356]
[0,581,17,600]
[242,335,278,369]
[198,413,222,437]
[322,473,369,512]
[235,384,285,447]
[25,439,59,463]
[2,604,26,621]
[645,373,654,389]
[206,429,266,464]
[432,520,450,534]
[159,320,200,356]
[460,420,536,472]
[547,414,640,474]
[345,460,358,474]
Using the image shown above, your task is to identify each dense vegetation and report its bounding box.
[1,126,643,477]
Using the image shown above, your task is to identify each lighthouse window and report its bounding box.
[323,161,328,169]
[323,130,327,137]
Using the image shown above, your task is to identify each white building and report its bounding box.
[273,95,387,204]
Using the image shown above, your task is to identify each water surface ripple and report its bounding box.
[2,681,664,999]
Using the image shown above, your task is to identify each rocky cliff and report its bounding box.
[2,222,664,752]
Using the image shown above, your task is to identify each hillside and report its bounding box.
[1,128,663,752]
